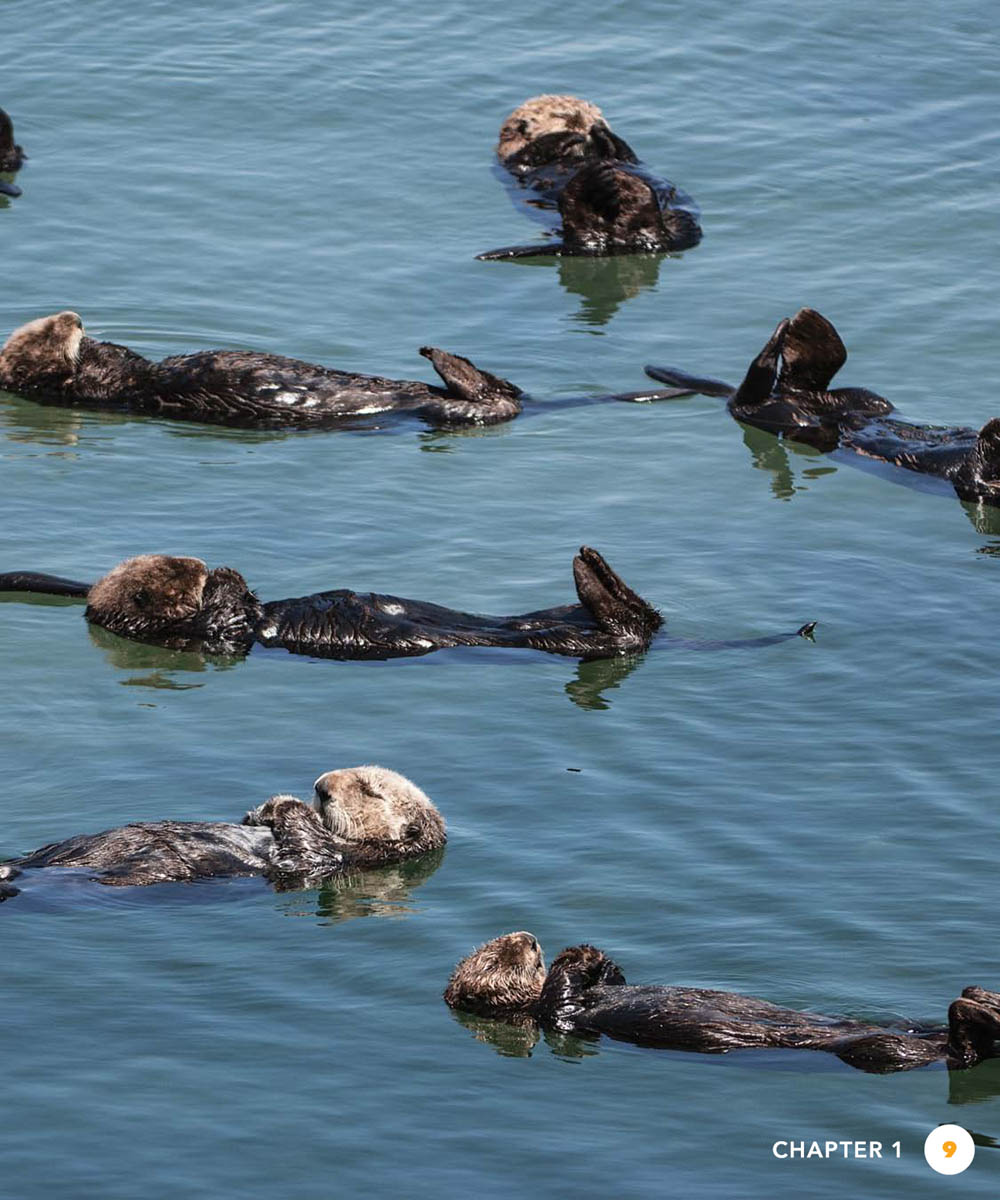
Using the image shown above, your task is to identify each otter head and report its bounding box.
[0,312,84,390]
[84,554,259,650]
[313,765,446,857]
[497,94,606,162]
[444,932,547,1017]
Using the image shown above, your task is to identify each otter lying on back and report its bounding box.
[0,549,815,662]
[445,933,1000,1073]
[645,307,1000,506]
[0,107,24,197]
[0,311,681,430]
[0,547,663,661]
[0,766,446,899]
[481,95,701,260]
[0,312,524,429]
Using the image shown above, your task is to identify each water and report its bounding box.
[3,1,1000,1195]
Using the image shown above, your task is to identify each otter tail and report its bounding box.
[0,571,92,597]
[643,365,735,398]
[418,347,524,426]
[572,546,662,644]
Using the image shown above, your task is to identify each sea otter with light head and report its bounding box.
[0,548,814,661]
[0,311,679,431]
[0,766,446,900]
[445,933,1000,1073]
[481,95,701,259]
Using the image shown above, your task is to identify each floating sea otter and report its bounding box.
[0,311,677,432]
[0,548,813,661]
[645,307,1000,506]
[0,766,446,901]
[445,933,1000,1073]
[0,107,25,198]
[481,95,701,259]
[0,312,523,430]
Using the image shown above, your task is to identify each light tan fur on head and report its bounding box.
[497,95,606,159]
[313,765,446,851]
[0,312,84,384]
[444,931,547,1014]
[85,554,209,623]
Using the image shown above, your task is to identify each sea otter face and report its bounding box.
[84,554,258,648]
[444,931,547,1016]
[314,766,446,857]
[0,312,84,389]
[497,94,605,160]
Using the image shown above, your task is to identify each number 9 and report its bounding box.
[943,1140,957,1158]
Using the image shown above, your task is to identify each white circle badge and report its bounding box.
[924,1124,975,1175]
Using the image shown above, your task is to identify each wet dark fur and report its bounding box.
[0,312,524,429]
[483,96,701,259]
[645,307,1000,505]
[445,935,1000,1073]
[0,108,24,197]
[0,547,663,661]
[1,770,446,898]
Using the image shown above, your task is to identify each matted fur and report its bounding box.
[444,931,547,1016]
[497,95,606,160]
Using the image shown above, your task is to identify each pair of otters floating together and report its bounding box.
[6,97,1000,1078]
[4,767,999,1077]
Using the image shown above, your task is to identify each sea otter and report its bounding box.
[0,548,814,662]
[644,308,1000,505]
[0,311,675,431]
[0,766,446,900]
[0,107,24,197]
[482,95,701,260]
[444,933,1000,1073]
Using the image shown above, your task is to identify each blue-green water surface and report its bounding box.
[3,2,1000,1196]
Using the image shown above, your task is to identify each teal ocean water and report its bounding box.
[3,1,1000,1196]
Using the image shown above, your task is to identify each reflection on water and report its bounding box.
[558,254,665,327]
[88,622,246,678]
[740,422,835,501]
[565,652,645,710]
[3,847,445,923]
[275,847,446,923]
[948,1058,1000,1107]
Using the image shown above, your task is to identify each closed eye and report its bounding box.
[404,823,422,841]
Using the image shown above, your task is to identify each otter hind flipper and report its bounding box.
[587,122,639,165]
[974,418,1000,483]
[417,348,523,426]
[643,365,734,398]
[948,997,1000,1067]
[776,308,847,394]
[0,571,92,597]
[572,546,662,644]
